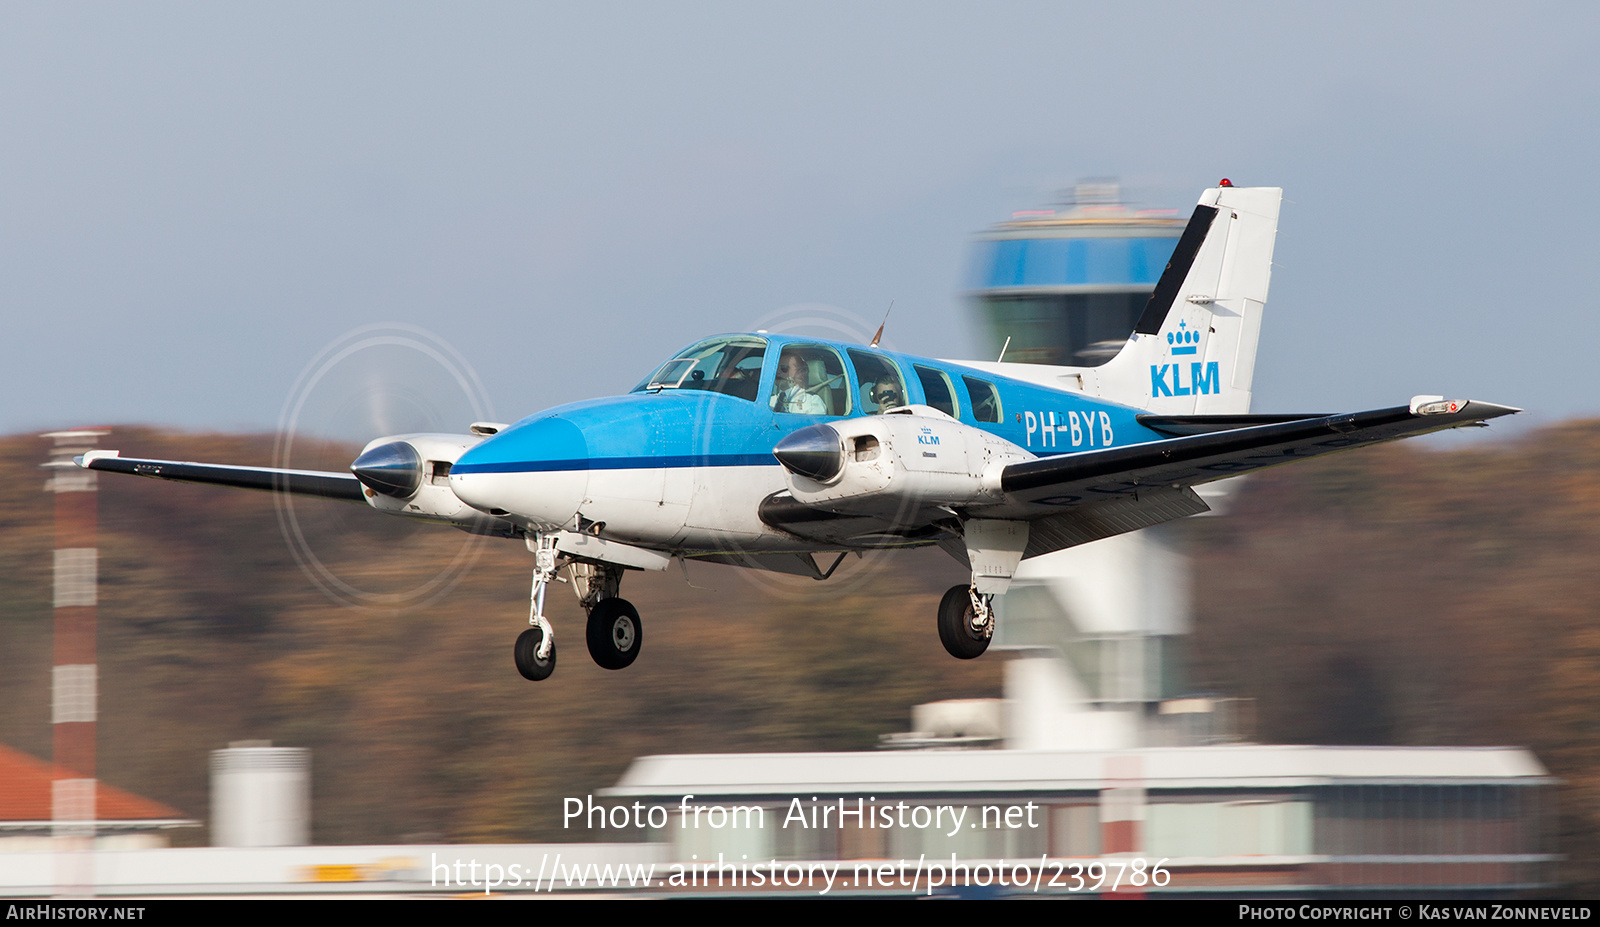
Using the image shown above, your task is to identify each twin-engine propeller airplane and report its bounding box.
[78,183,1516,681]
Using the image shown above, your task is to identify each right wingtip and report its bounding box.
[1409,397,1520,420]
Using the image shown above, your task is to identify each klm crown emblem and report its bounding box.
[1167,319,1199,356]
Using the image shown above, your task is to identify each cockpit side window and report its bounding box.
[770,345,851,416]
[634,337,768,401]
[848,350,908,415]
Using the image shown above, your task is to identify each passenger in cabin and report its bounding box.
[849,350,906,415]
[862,381,902,414]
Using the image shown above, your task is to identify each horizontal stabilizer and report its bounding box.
[76,451,366,502]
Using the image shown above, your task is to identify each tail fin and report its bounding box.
[1087,184,1282,414]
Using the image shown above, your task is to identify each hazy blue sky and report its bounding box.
[4,3,1597,442]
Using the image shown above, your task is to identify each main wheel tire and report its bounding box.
[586,597,642,670]
[937,584,991,660]
[514,626,556,681]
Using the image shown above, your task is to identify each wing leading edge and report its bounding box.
[998,399,1518,511]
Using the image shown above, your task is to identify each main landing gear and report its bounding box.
[937,585,994,660]
[586,597,642,670]
[936,518,1023,660]
[513,534,645,681]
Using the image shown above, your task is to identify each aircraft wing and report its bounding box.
[762,398,1517,561]
[76,451,367,502]
[999,399,1517,511]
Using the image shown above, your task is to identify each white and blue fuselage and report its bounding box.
[448,331,1163,554]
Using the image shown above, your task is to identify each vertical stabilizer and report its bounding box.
[1085,184,1281,414]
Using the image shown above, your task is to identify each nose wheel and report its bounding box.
[937,584,993,660]
[514,626,556,680]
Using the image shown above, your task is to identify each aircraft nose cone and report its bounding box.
[351,441,422,498]
[773,424,843,482]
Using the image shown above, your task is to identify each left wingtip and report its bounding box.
[74,450,120,469]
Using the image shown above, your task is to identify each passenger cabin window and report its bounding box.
[963,375,1002,423]
[635,336,767,402]
[770,345,850,416]
[914,365,959,418]
[848,350,908,415]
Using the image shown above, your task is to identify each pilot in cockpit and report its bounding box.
[773,350,827,415]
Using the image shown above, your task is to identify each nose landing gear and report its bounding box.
[514,534,562,680]
[513,535,645,681]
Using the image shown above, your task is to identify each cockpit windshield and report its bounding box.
[633,336,768,402]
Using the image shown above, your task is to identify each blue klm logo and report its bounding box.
[1168,319,1199,355]
[1151,320,1220,397]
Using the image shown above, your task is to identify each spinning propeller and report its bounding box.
[274,323,496,609]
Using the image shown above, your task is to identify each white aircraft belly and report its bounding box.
[582,467,689,545]
[584,465,791,551]
[686,465,784,540]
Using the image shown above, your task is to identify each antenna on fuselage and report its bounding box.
[869,300,894,348]
[997,336,1011,363]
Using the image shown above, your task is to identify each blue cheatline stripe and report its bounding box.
[453,454,779,475]
[455,444,1126,476]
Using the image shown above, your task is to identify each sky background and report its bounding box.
[4,2,1597,443]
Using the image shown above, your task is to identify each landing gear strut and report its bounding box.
[514,533,562,680]
[512,536,645,681]
[938,584,993,660]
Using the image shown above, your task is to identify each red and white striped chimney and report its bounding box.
[42,428,108,894]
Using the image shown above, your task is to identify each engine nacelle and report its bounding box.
[352,433,514,534]
[772,407,1033,514]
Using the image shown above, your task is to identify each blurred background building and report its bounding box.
[0,743,192,851]
[211,742,310,848]
[608,745,1556,896]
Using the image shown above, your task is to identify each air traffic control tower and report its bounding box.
[969,178,1185,367]
[968,180,1236,749]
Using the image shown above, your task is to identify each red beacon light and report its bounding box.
[1219,178,1233,187]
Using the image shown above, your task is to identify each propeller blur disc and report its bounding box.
[274,323,495,610]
